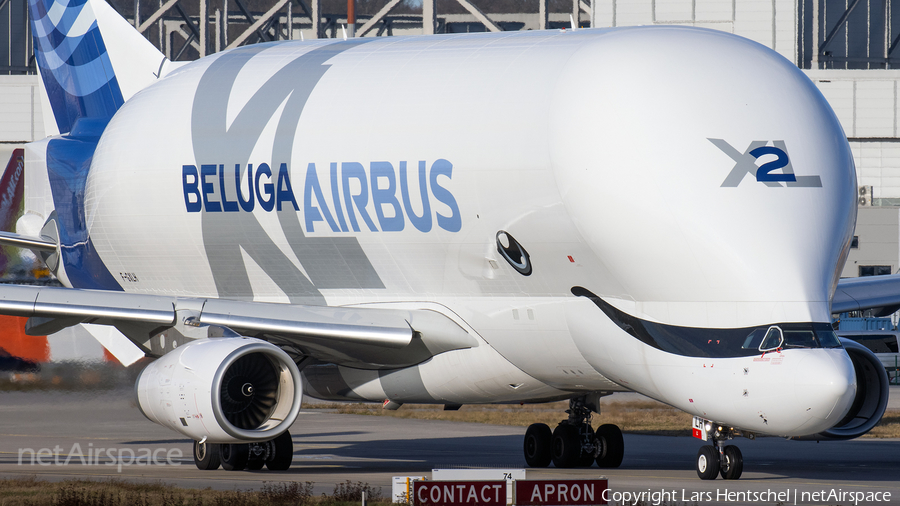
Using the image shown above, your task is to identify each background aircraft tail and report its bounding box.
[27,0,168,135]
[0,149,24,275]
[0,149,24,234]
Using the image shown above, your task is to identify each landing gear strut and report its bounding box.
[523,396,624,469]
[192,430,294,471]
[693,417,744,480]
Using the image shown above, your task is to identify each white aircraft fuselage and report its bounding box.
[24,26,858,438]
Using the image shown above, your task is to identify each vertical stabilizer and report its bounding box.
[0,149,24,234]
[27,0,167,135]
[0,149,25,275]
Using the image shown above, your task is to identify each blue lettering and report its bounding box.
[341,162,378,232]
[182,165,201,212]
[752,146,795,182]
[235,164,254,212]
[330,162,348,232]
[219,164,239,212]
[304,163,339,232]
[371,161,404,232]
[201,164,221,212]
[255,163,275,212]
[276,163,300,212]
[430,159,461,232]
[182,159,460,233]
[400,161,432,232]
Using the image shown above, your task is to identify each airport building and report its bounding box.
[1,0,900,280]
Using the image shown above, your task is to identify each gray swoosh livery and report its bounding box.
[6,0,896,478]
[192,40,383,303]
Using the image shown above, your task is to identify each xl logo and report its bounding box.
[709,139,822,188]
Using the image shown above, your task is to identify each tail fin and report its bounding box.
[27,0,167,135]
[0,149,25,276]
[0,149,24,234]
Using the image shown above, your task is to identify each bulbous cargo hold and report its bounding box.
[90,26,855,328]
[135,338,302,443]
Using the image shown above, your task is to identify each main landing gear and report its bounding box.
[693,417,745,480]
[192,430,293,471]
[523,396,624,469]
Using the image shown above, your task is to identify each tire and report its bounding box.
[193,441,220,470]
[720,446,743,480]
[523,423,552,467]
[266,431,293,471]
[551,424,581,468]
[220,443,249,471]
[595,424,624,468]
[696,445,720,480]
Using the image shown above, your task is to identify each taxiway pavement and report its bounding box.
[1,388,898,504]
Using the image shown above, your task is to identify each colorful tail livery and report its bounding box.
[0,150,25,275]
[22,0,169,289]
[0,149,24,234]
[27,0,167,135]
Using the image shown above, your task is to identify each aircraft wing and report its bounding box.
[0,284,477,369]
[832,274,900,315]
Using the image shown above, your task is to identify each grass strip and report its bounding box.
[0,477,387,506]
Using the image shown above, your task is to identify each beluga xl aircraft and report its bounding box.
[0,0,895,480]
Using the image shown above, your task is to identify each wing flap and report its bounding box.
[0,284,474,368]
[199,299,413,348]
[0,283,176,324]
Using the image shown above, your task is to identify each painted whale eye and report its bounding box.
[496,230,532,276]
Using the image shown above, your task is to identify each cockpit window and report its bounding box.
[573,286,845,358]
[783,329,816,348]
[816,330,843,348]
[760,326,785,351]
[741,328,767,350]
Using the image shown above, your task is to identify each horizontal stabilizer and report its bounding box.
[0,230,57,252]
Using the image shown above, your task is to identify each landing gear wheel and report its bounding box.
[193,440,220,470]
[595,424,624,468]
[524,423,552,467]
[720,446,743,480]
[220,443,249,471]
[696,445,720,480]
[551,424,581,468]
[576,425,595,467]
[266,431,293,471]
[245,442,267,470]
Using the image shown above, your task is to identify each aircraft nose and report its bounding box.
[791,350,856,433]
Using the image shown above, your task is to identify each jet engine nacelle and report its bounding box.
[798,338,889,440]
[135,337,302,443]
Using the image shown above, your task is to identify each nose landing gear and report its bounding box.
[523,396,624,469]
[693,417,745,480]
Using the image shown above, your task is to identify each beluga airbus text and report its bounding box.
[0,0,893,480]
